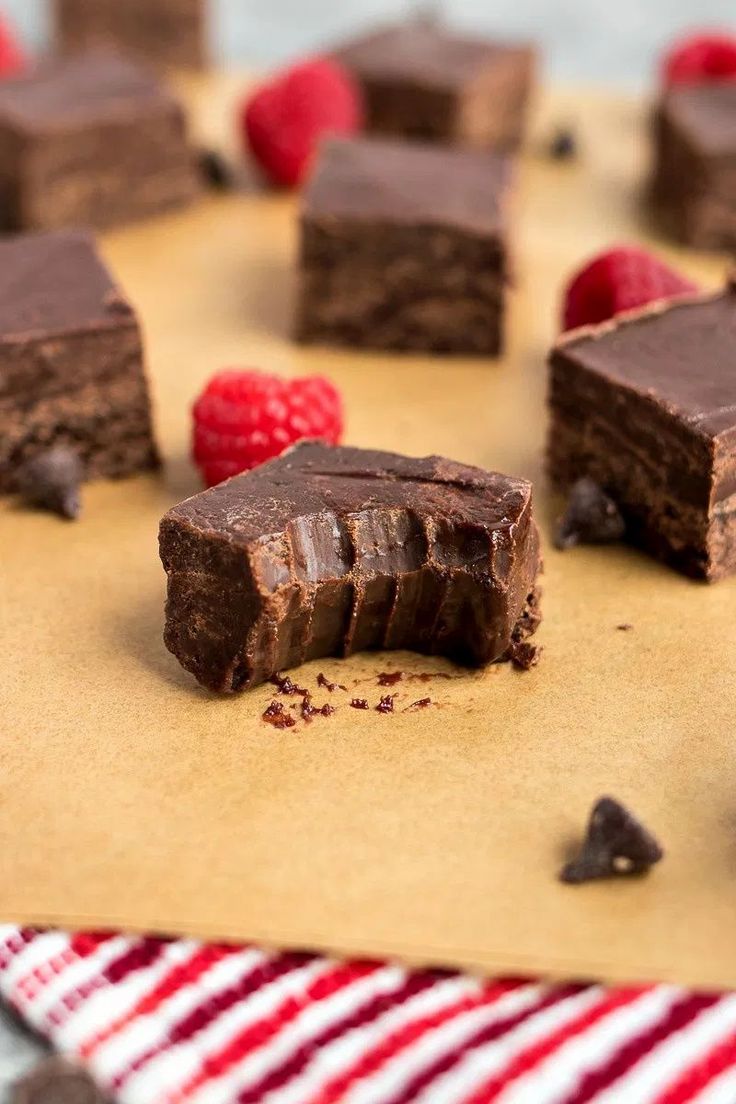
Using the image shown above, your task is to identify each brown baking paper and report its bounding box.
[2,78,735,990]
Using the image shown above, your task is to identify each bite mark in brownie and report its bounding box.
[159,442,541,692]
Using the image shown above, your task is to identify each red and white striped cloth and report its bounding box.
[2,928,736,1103]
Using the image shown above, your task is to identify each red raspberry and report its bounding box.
[192,369,344,487]
[241,58,362,188]
[561,246,699,331]
[662,32,736,86]
[0,16,25,78]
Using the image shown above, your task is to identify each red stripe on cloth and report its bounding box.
[653,1029,736,1104]
[168,961,381,1104]
[110,952,316,1092]
[69,933,116,959]
[381,984,590,1104]
[461,986,645,1104]
[80,944,236,1060]
[236,972,445,1104]
[309,980,526,1104]
[0,929,38,971]
[559,992,723,1104]
[46,938,170,1029]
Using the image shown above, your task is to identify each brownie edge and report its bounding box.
[159,442,541,692]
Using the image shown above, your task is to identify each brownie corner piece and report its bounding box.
[159,442,541,692]
[547,281,736,580]
[0,51,199,232]
[0,228,159,492]
[295,135,511,355]
[649,82,736,249]
[333,20,536,152]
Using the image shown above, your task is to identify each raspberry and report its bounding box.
[662,32,736,86]
[561,245,699,331]
[0,16,25,78]
[192,369,344,487]
[241,58,362,188]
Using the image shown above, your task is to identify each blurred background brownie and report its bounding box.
[296,135,512,355]
[0,51,199,232]
[333,19,536,151]
[650,83,736,249]
[56,0,207,70]
[0,230,158,492]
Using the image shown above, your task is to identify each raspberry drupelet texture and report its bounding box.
[662,32,736,87]
[561,245,699,332]
[192,368,344,487]
[241,58,362,188]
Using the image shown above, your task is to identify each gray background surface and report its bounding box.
[0,0,735,1095]
[2,0,735,85]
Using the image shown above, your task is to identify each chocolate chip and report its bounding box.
[12,1057,107,1104]
[350,698,369,710]
[262,701,296,728]
[508,641,541,671]
[405,697,433,711]
[270,673,308,696]
[549,126,577,160]
[554,478,625,550]
[376,694,396,713]
[560,796,664,884]
[16,446,84,520]
[300,695,336,722]
[317,673,346,692]
[377,671,403,687]
[198,149,235,190]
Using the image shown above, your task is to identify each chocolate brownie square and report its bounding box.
[0,229,159,492]
[0,52,199,232]
[295,136,512,355]
[56,0,207,70]
[650,83,736,249]
[548,279,736,580]
[159,442,541,692]
[333,20,536,152]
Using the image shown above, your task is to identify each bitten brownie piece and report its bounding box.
[56,0,207,71]
[0,52,199,232]
[0,230,158,492]
[333,21,535,152]
[548,279,736,580]
[650,83,736,249]
[159,442,541,692]
[295,136,511,355]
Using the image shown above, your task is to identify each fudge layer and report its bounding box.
[650,83,736,250]
[0,52,199,232]
[296,136,511,355]
[548,282,736,580]
[333,21,535,152]
[56,0,207,70]
[0,230,158,491]
[160,442,541,692]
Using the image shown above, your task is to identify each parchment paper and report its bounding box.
[2,77,734,990]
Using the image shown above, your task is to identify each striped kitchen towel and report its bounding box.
[2,927,736,1103]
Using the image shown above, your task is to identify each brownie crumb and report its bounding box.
[560,796,664,885]
[262,701,297,729]
[616,623,634,631]
[554,478,626,551]
[405,697,433,711]
[12,1056,107,1104]
[509,641,541,671]
[376,694,396,714]
[317,673,346,692]
[270,673,309,697]
[350,698,370,710]
[378,671,404,686]
[198,148,235,191]
[548,126,577,160]
[300,695,336,722]
[16,445,84,520]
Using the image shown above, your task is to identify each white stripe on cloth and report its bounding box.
[592,995,736,1104]
[14,936,134,1033]
[339,985,551,1104]
[696,1064,736,1104]
[184,965,410,1104]
[388,987,603,1104]
[495,987,684,1104]
[54,941,194,1054]
[190,971,484,1104]
[119,959,331,1104]
[89,948,265,1082]
[268,975,498,1104]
